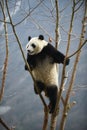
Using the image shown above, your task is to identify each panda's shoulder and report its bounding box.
[42,43,56,55]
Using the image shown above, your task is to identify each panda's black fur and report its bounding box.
[25,35,70,113]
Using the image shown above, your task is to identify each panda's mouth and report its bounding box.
[28,50,34,55]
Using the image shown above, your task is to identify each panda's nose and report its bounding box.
[28,50,30,53]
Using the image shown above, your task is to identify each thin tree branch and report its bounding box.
[0,0,9,101]
[60,1,71,13]
[0,19,10,24]
[0,118,12,130]
[50,0,59,129]
[74,0,84,13]
[75,0,81,5]
[68,39,87,59]
[30,16,55,42]
[42,106,49,130]
[55,0,59,49]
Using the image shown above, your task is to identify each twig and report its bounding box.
[55,0,59,49]
[68,39,87,59]
[60,1,71,13]
[30,16,55,42]
[60,24,80,38]
[0,19,10,24]
[14,0,44,27]
[0,118,12,130]
[74,0,84,13]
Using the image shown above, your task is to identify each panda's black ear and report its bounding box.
[28,36,31,41]
[38,35,44,40]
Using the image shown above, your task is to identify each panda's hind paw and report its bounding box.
[48,103,55,114]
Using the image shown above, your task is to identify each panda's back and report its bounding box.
[32,56,58,87]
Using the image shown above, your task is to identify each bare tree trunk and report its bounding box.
[42,106,49,130]
[0,0,9,101]
[50,0,59,129]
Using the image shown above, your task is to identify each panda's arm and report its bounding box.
[45,44,70,65]
[25,53,30,70]
[25,53,37,71]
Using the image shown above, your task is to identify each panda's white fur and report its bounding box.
[32,56,58,87]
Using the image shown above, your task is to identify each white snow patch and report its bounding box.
[0,106,11,115]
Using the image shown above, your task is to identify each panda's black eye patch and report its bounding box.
[31,43,36,48]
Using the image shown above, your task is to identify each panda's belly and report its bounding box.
[32,58,58,87]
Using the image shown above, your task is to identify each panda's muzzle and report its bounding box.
[28,50,34,55]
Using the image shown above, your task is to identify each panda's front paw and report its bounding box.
[65,58,70,66]
[25,64,28,70]
[34,86,39,94]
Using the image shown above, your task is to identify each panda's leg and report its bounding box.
[34,81,45,94]
[46,86,58,113]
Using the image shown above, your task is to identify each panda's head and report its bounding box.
[26,35,48,55]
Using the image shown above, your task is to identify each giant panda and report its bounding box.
[25,35,70,113]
